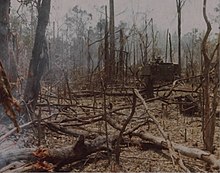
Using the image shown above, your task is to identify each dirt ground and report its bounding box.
[30,83,220,172]
[0,81,219,172]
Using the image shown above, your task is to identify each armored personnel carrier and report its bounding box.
[141,57,180,98]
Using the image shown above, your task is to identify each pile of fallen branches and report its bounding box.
[0,83,220,172]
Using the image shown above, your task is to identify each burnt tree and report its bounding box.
[176,0,186,75]
[201,0,217,153]
[0,0,10,74]
[104,5,109,85]
[24,0,51,118]
[0,0,17,82]
[109,0,115,84]
[119,29,125,83]
[169,32,173,63]
[151,18,155,61]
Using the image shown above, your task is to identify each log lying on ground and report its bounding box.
[0,161,27,173]
[105,112,220,170]
[0,148,36,169]
[132,132,220,170]
[1,130,220,171]
[0,135,117,171]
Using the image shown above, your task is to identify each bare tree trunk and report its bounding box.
[125,47,128,83]
[119,29,124,83]
[151,19,155,61]
[87,29,91,79]
[165,29,169,63]
[8,33,18,83]
[133,41,136,83]
[209,27,219,155]
[24,0,51,117]
[191,29,196,78]
[51,21,56,70]
[201,0,215,153]
[109,0,115,84]
[176,0,185,75]
[30,4,34,47]
[0,0,10,73]
[104,5,109,85]
[177,1,181,74]
[133,41,136,67]
[144,33,148,64]
[0,0,18,83]
[169,32,173,63]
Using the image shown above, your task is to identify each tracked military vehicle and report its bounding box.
[141,57,180,98]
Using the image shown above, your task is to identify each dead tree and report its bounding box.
[151,18,155,61]
[104,5,109,85]
[87,28,91,79]
[0,0,18,82]
[0,0,10,74]
[176,0,186,75]
[119,29,125,83]
[109,0,115,84]
[145,33,149,64]
[169,32,173,63]
[165,29,169,62]
[201,0,216,153]
[24,0,51,118]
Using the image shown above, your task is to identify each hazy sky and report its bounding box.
[49,0,219,34]
[12,0,220,34]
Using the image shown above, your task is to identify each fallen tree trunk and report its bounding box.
[0,135,117,171]
[132,132,220,170]
[106,115,220,170]
[0,148,36,169]
[1,130,220,171]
